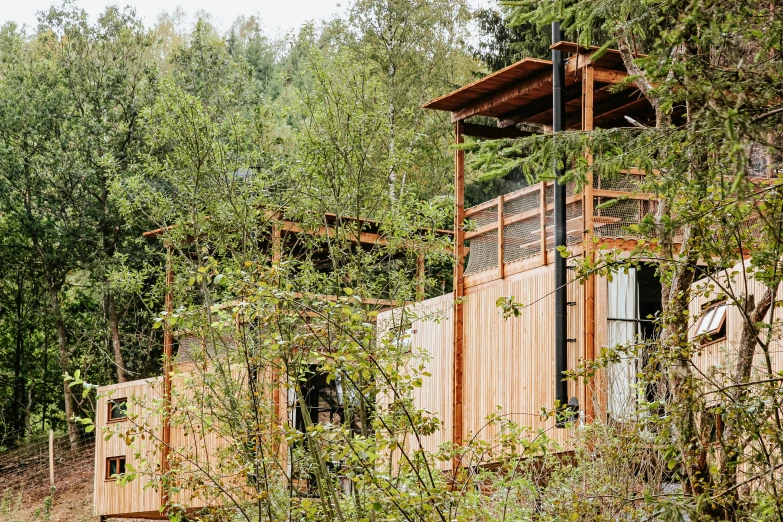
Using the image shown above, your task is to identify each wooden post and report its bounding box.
[271,221,281,264]
[497,195,505,279]
[582,64,596,422]
[161,245,173,508]
[48,429,54,488]
[539,183,547,266]
[453,120,465,471]
[416,253,425,300]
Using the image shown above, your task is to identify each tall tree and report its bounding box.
[345,0,477,202]
[472,0,783,516]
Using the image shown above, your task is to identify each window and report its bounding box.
[296,371,344,429]
[696,301,727,342]
[105,456,126,480]
[108,398,127,422]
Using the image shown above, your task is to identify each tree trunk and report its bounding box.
[49,284,79,449]
[108,294,126,383]
[10,271,26,447]
[720,285,777,495]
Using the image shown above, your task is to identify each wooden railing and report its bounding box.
[462,171,654,288]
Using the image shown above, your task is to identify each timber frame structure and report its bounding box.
[93,212,441,520]
[93,39,774,519]
[415,39,663,455]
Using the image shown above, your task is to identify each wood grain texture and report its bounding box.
[453,121,466,461]
[94,378,163,517]
[689,263,783,377]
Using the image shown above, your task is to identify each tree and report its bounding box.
[344,0,477,202]
[468,0,783,517]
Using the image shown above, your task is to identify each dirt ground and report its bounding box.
[1,462,94,522]
[0,441,139,522]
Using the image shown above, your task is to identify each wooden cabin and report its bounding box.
[373,41,672,456]
[93,212,419,520]
[93,41,773,519]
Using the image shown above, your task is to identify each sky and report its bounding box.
[1,0,495,35]
[0,1,349,35]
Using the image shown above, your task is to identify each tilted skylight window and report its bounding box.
[696,302,728,340]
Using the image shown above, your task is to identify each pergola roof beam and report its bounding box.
[461,122,535,139]
[450,71,552,122]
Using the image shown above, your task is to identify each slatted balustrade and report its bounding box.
[462,171,655,288]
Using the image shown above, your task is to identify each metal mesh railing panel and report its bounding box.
[596,174,645,192]
[504,217,541,263]
[545,201,584,250]
[464,229,498,276]
[504,190,540,217]
[567,200,583,245]
[468,205,498,227]
[594,197,649,238]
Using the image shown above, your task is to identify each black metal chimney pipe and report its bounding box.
[552,22,569,420]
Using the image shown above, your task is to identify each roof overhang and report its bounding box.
[424,41,656,131]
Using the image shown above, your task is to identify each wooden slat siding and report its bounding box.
[462,265,582,448]
[168,367,251,510]
[593,275,609,421]
[689,263,783,378]
[404,294,454,467]
[94,378,163,517]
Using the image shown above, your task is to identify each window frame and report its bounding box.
[107,397,128,423]
[105,456,126,481]
[696,301,728,344]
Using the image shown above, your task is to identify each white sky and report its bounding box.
[2,0,495,35]
[0,1,349,35]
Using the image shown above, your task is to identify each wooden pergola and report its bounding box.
[424,41,656,453]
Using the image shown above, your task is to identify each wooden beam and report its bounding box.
[450,71,552,123]
[161,245,173,509]
[593,189,654,200]
[582,64,596,423]
[497,83,583,128]
[461,122,534,139]
[452,121,465,471]
[416,254,425,301]
[539,183,547,266]
[565,50,597,76]
[497,195,505,279]
[271,222,281,263]
[593,68,630,84]
[592,98,651,126]
[280,221,386,246]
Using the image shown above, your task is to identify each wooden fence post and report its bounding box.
[497,195,505,279]
[49,429,54,488]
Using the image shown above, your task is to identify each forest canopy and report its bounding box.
[4,0,783,520]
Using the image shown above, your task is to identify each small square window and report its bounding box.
[108,398,127,422]
[106,456,126,480]
[696,302,727,343]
